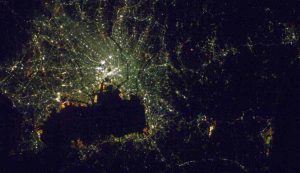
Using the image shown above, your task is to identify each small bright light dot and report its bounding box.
[55,92,61,102]
[100,60,106,65]
[209,125,215,137]
[96,67,103,71]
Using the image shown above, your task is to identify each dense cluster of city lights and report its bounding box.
[0,0,175,131]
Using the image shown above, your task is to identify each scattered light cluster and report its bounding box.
[0,0,174,131]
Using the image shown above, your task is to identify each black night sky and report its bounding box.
[1,1,300,173]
